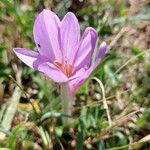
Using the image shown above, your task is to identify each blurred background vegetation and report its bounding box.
[0,0,150,149]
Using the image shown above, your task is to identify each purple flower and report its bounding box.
[13,9,107,92]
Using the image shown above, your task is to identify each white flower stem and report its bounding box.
[60,83,73,126]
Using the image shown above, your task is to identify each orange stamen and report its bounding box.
[64,64,73,77]
[53,60,62,69]
[53,59,73,77]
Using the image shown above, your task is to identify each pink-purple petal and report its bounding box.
[13,48,39,69]
[33,9,62,61]
[69,67,86,81]
[69,42,107,92]
[96,41,107,62]
[74,27,97,70]
[38,62,69,83]
[60,12,80,64]
[13,10,107,87]
[69,67,93,92]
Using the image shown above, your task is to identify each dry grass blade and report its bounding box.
[92,77,112,126]
[108,27,129,50]
[139,134,150,143]
[105,49,150,89]
[0,82,4,104]
[91,110,140,143]
[75,89,131,111]
[114,50,149,75]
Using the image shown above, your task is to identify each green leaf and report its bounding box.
[77,119,85,150]
[1,87,22,131]
[7,123,25,150]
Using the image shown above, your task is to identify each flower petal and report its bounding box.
[60,12,80,64]
[74,27,97,70]
[69,67,86,81]
[38,62,68,83]
[33,9,62,61]
[69,42,107,92]
[96,41,107,62]
[69,67,92,92]
[13,48,39,69]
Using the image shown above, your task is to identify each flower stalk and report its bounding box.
[60,83,73,125]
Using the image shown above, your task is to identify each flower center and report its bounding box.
[54,60,73,77]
